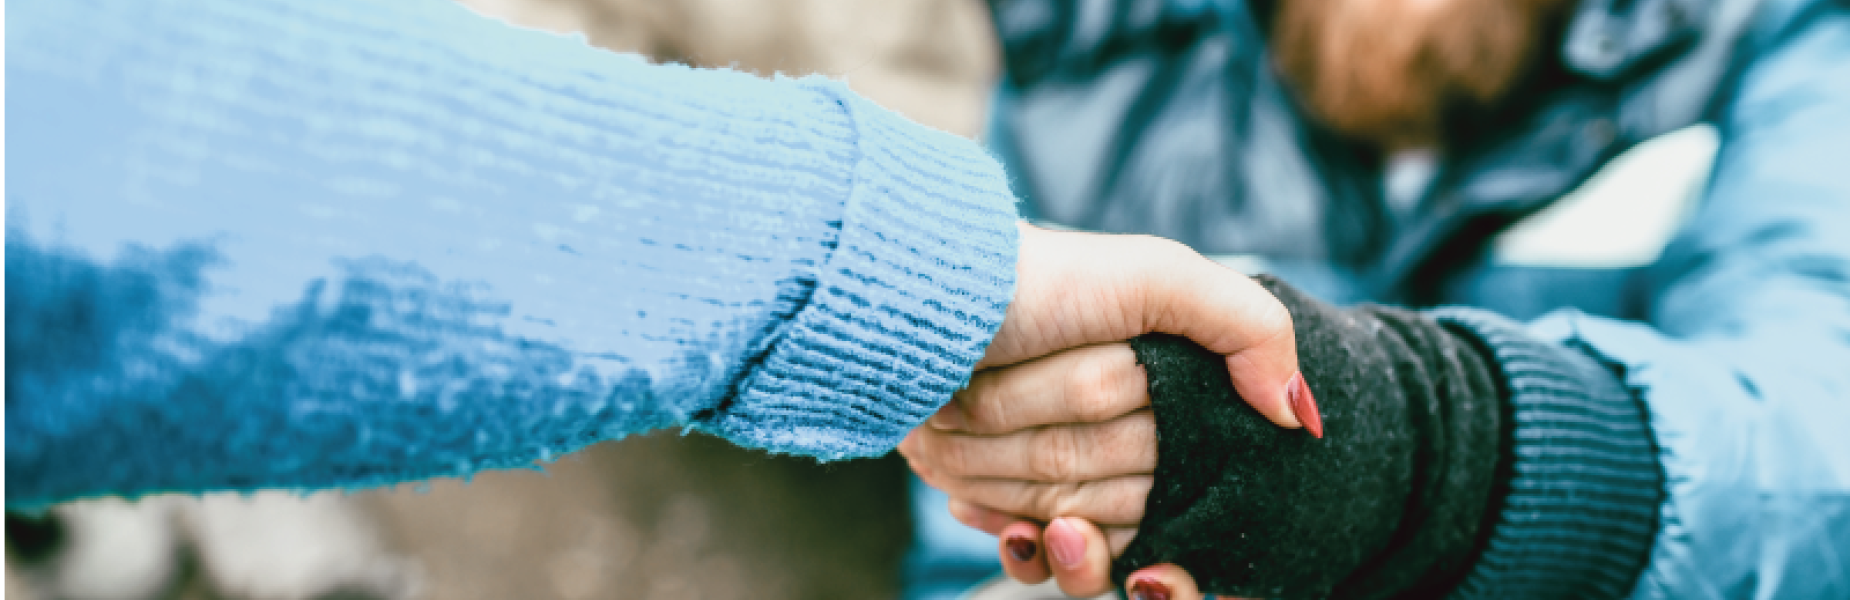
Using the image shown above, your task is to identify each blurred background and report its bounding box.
[5,1,998,599]
[5,2,1727,599]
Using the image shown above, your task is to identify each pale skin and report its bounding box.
[907,223,1304,598]
[901,342,1206,597]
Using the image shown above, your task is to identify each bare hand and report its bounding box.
[981,224,1307,431]
[903,343,1153,526]
[899,341,1155,596]
[904,224,1307,597]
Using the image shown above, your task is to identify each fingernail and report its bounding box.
[1046,518,1085,568]
[929,404,968,430]
[1128,577,1172,600]
[1287,371,1324,438]
[1005,536,1038,562]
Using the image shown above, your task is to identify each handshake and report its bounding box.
[899,224,1320,600]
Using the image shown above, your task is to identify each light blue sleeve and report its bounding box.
[5,0,1020,506]
[1528,3,1850,596]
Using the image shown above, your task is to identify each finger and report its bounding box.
[946,498,1015,536]
[1126,563,1204,600]
[948,501,1143,557]
[1224,325,1319,437]
[1156,265,1308,435]
[1143,243,1302,433]
[897,434,935,480]
[934,476,1151,526]
[912,410,1157,481]
[937,343,1147,434]
[978,225,1169,368]
[985,225,1308,435]
[1045,517,1114,597]
[998,521,1051,585]
[1105,527,1137,556]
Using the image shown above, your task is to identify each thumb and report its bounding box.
[1148,257,1315,436]
[985,223,1313,435]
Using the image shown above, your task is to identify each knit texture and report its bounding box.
[6,0,1019,507]
[1433,309,1663,599]
[1112,279,1663,599]
[1115,276,1505,599]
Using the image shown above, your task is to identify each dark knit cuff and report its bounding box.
[1431,308,1664,599]
[701,80,1021,460]
[1114,277,1508,599]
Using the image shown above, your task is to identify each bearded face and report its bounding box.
[1269,0,1576,150]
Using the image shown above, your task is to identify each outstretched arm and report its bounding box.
[5,0,1025,505]
[7,0,1308,509]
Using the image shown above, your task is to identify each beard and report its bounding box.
[1269,0,1575,150]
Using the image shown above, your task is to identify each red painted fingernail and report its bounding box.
[1288,371,1324,438]
[1005,536,1038,562]
[1128,577,1172,600]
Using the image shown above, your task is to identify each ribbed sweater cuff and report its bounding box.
[1431,308,1664,599]
[700,81,1021,460]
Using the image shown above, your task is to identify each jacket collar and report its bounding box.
[1561,0,1712,80]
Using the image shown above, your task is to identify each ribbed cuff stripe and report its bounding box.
[701,81,1021,460]
[1433,309,1664,599]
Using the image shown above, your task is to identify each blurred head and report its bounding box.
[1270,0,1577,150]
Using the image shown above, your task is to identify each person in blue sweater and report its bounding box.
[5,0,1311,514]
[898,0,1850,598]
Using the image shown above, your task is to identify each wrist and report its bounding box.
[1113,276,1506,598]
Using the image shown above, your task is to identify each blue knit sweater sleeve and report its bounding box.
[5,0,1021,507]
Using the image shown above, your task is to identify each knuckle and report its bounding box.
[1250,292,1295,339]
[1048,483,1089,518]
[1069,352,1132,421]
[935,435,972,477]
[1062,478,1148,525]
[1035,483,1078,518]
[1094,419,1135,461]
[1008,483,1046,517]
[1028,428,1083,481]
[977,396,1017,435]
[964,376,1016,434]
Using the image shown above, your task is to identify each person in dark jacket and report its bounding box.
[899,0,1850,598]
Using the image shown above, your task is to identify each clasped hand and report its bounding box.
[899,224,1304,598]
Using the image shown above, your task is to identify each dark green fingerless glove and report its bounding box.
[1112,275,1508,599]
